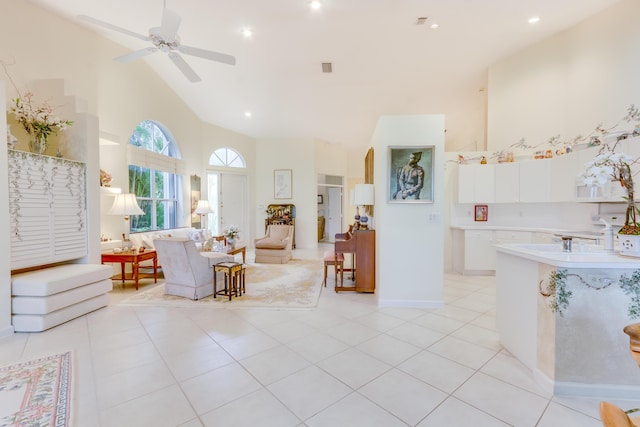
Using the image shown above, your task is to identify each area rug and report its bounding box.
[117,258,324,309]
[0,351,73,427]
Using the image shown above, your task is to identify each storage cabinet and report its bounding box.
[8,150,87,270]
[519,160,549,202]
[457,164,495,203]
[495,162,520,203]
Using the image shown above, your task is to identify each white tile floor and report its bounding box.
[0,245,636,426]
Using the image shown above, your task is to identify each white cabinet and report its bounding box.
[495,163,520,203]
[549,153,580,202]
[464,230,495,272]
[519,160,549,202]
[457,164,495,203]
[494,230,533,245]
[8,150,87,269]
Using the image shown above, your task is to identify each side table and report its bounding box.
[101,249,157,290]
[213,262,245,301]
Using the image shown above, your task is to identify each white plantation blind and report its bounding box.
[8,150,87,269]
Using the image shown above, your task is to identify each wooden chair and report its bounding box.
[599,402,640,427]
[323,250,344,288]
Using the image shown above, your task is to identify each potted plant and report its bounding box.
[581,136,640,255]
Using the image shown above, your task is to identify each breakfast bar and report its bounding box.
[495,243,640,399]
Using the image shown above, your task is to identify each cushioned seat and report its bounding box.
[254,225,294,264]
[154,238,232,300]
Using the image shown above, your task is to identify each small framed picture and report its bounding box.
[475,205,488,222]
[317,195,323,204]
[274,169,293,199]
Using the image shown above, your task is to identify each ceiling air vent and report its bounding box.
[416,17,428,25]
[322,62,333,73]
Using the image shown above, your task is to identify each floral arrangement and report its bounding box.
[10,91,73,141]
[224,225,240,240]
[579,107,640,235]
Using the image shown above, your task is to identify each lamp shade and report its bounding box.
[194,200,214,215]
[108,193,144,216]
[354,184,374,206]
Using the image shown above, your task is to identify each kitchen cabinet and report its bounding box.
[549,154,580,202]
[519,160,549,202]
[457,164,495,203]
[494,162,520,203]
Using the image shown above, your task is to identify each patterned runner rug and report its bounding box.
[117,258,324,309]
[0,351,73,427]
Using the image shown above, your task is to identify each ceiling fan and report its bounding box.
[78,6,236,83]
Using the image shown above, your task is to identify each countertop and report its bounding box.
[495,243,640,268]
[450,225,603,241]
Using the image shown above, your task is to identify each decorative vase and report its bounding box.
[226,238,236,249]
[29,133,47,155]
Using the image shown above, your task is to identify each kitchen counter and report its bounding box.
[495,243,640,399]
[451,225,604,241]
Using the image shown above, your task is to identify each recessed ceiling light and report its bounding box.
[429,23,439,29]
[242,28,253,38]
[244,111,252,118]
[310,1,322,10]
[528,16,540,24]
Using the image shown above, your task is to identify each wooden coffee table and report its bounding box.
[101,249,157,290]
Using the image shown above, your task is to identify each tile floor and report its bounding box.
[0,245,636,426]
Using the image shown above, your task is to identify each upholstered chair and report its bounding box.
[254,225,294,264]
[154,238,232,299]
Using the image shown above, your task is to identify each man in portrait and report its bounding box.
[395,151,425,199]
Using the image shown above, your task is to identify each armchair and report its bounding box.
[254,224,294,264]
[154,238,232,299]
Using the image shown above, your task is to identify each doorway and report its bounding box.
[317,174,344,243]
[207,172,248,242]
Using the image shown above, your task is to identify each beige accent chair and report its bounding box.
[254,225,294,264]
[154,238,232,299]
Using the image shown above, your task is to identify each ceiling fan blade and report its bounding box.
[177,44,236,66]
[167,52,201,83]
[159,8,181,42]
[114,47,158,63]
[78,14,150,42]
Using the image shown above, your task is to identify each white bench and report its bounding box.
[12,264,113,332]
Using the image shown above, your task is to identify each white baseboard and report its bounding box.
[534,368,640,399]
[0,325,15,338]
[377,299,444,309]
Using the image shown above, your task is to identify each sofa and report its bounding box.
[254,224,294,264]
[128,227,210,252]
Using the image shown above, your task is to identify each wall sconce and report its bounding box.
[194,200,214,230]
[354,184,374,229]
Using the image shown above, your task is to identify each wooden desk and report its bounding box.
[101,250,157,290]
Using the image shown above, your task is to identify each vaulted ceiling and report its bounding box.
[28,0,621,152]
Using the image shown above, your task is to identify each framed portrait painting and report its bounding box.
[388,146,434,203]
[274,169,293,199]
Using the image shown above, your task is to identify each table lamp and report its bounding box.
[354,184,374,230]
[350,189,360,226]
[194,200,214,230]
[108,193,144,247]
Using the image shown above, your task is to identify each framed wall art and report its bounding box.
[388,146,434,203]
[475,204,488,222]
[274,169,293,199]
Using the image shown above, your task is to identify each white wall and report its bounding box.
[372,115,445,307]
[0,81,10,336]
[487,0,640,152]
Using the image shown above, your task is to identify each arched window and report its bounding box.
[209,148,246,168]
[128,120,183,232]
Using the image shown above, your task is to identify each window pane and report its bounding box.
[130,199,152,232]
[129,166,151,197]
[157,200,177,229]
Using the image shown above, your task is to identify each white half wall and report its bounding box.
[372,115,445,308]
